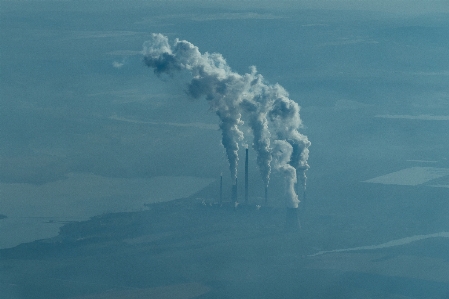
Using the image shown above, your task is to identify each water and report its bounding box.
[0,174,214,248]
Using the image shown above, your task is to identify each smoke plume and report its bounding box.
[272,140,299,208]
[143,34,310,205]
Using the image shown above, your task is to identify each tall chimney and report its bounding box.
[231,178,238,202]
[219,173,223,204]
[264,185,268,204]
[245,148,249,204]
[296,169,300,201]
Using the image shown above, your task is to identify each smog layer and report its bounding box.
[1,1,449,299]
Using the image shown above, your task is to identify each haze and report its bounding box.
[1,1,448,298]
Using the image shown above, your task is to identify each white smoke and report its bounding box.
[143,33,310,205]
[268,93,311,189]
[272,140,299,208]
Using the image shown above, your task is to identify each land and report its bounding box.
[1,176,449,299]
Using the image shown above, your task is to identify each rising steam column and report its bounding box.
[231,179,238,203]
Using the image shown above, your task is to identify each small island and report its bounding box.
[0,214,7,220]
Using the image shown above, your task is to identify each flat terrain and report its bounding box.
[1,174,448,299]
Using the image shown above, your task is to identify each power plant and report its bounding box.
[218,148,303,230]
[143,34,310,232]
[223,148,259,205]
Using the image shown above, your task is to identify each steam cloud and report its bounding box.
[143,34,310,208]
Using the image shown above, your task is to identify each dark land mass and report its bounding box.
[1,178,449,299]
[0,214,6,220]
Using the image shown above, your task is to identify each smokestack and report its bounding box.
[264,185,268,204]
[231,178,238,203]
[296,171,300,201]
[245,148,248,204]
[285,208,301,231]
[219,173,223,204]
